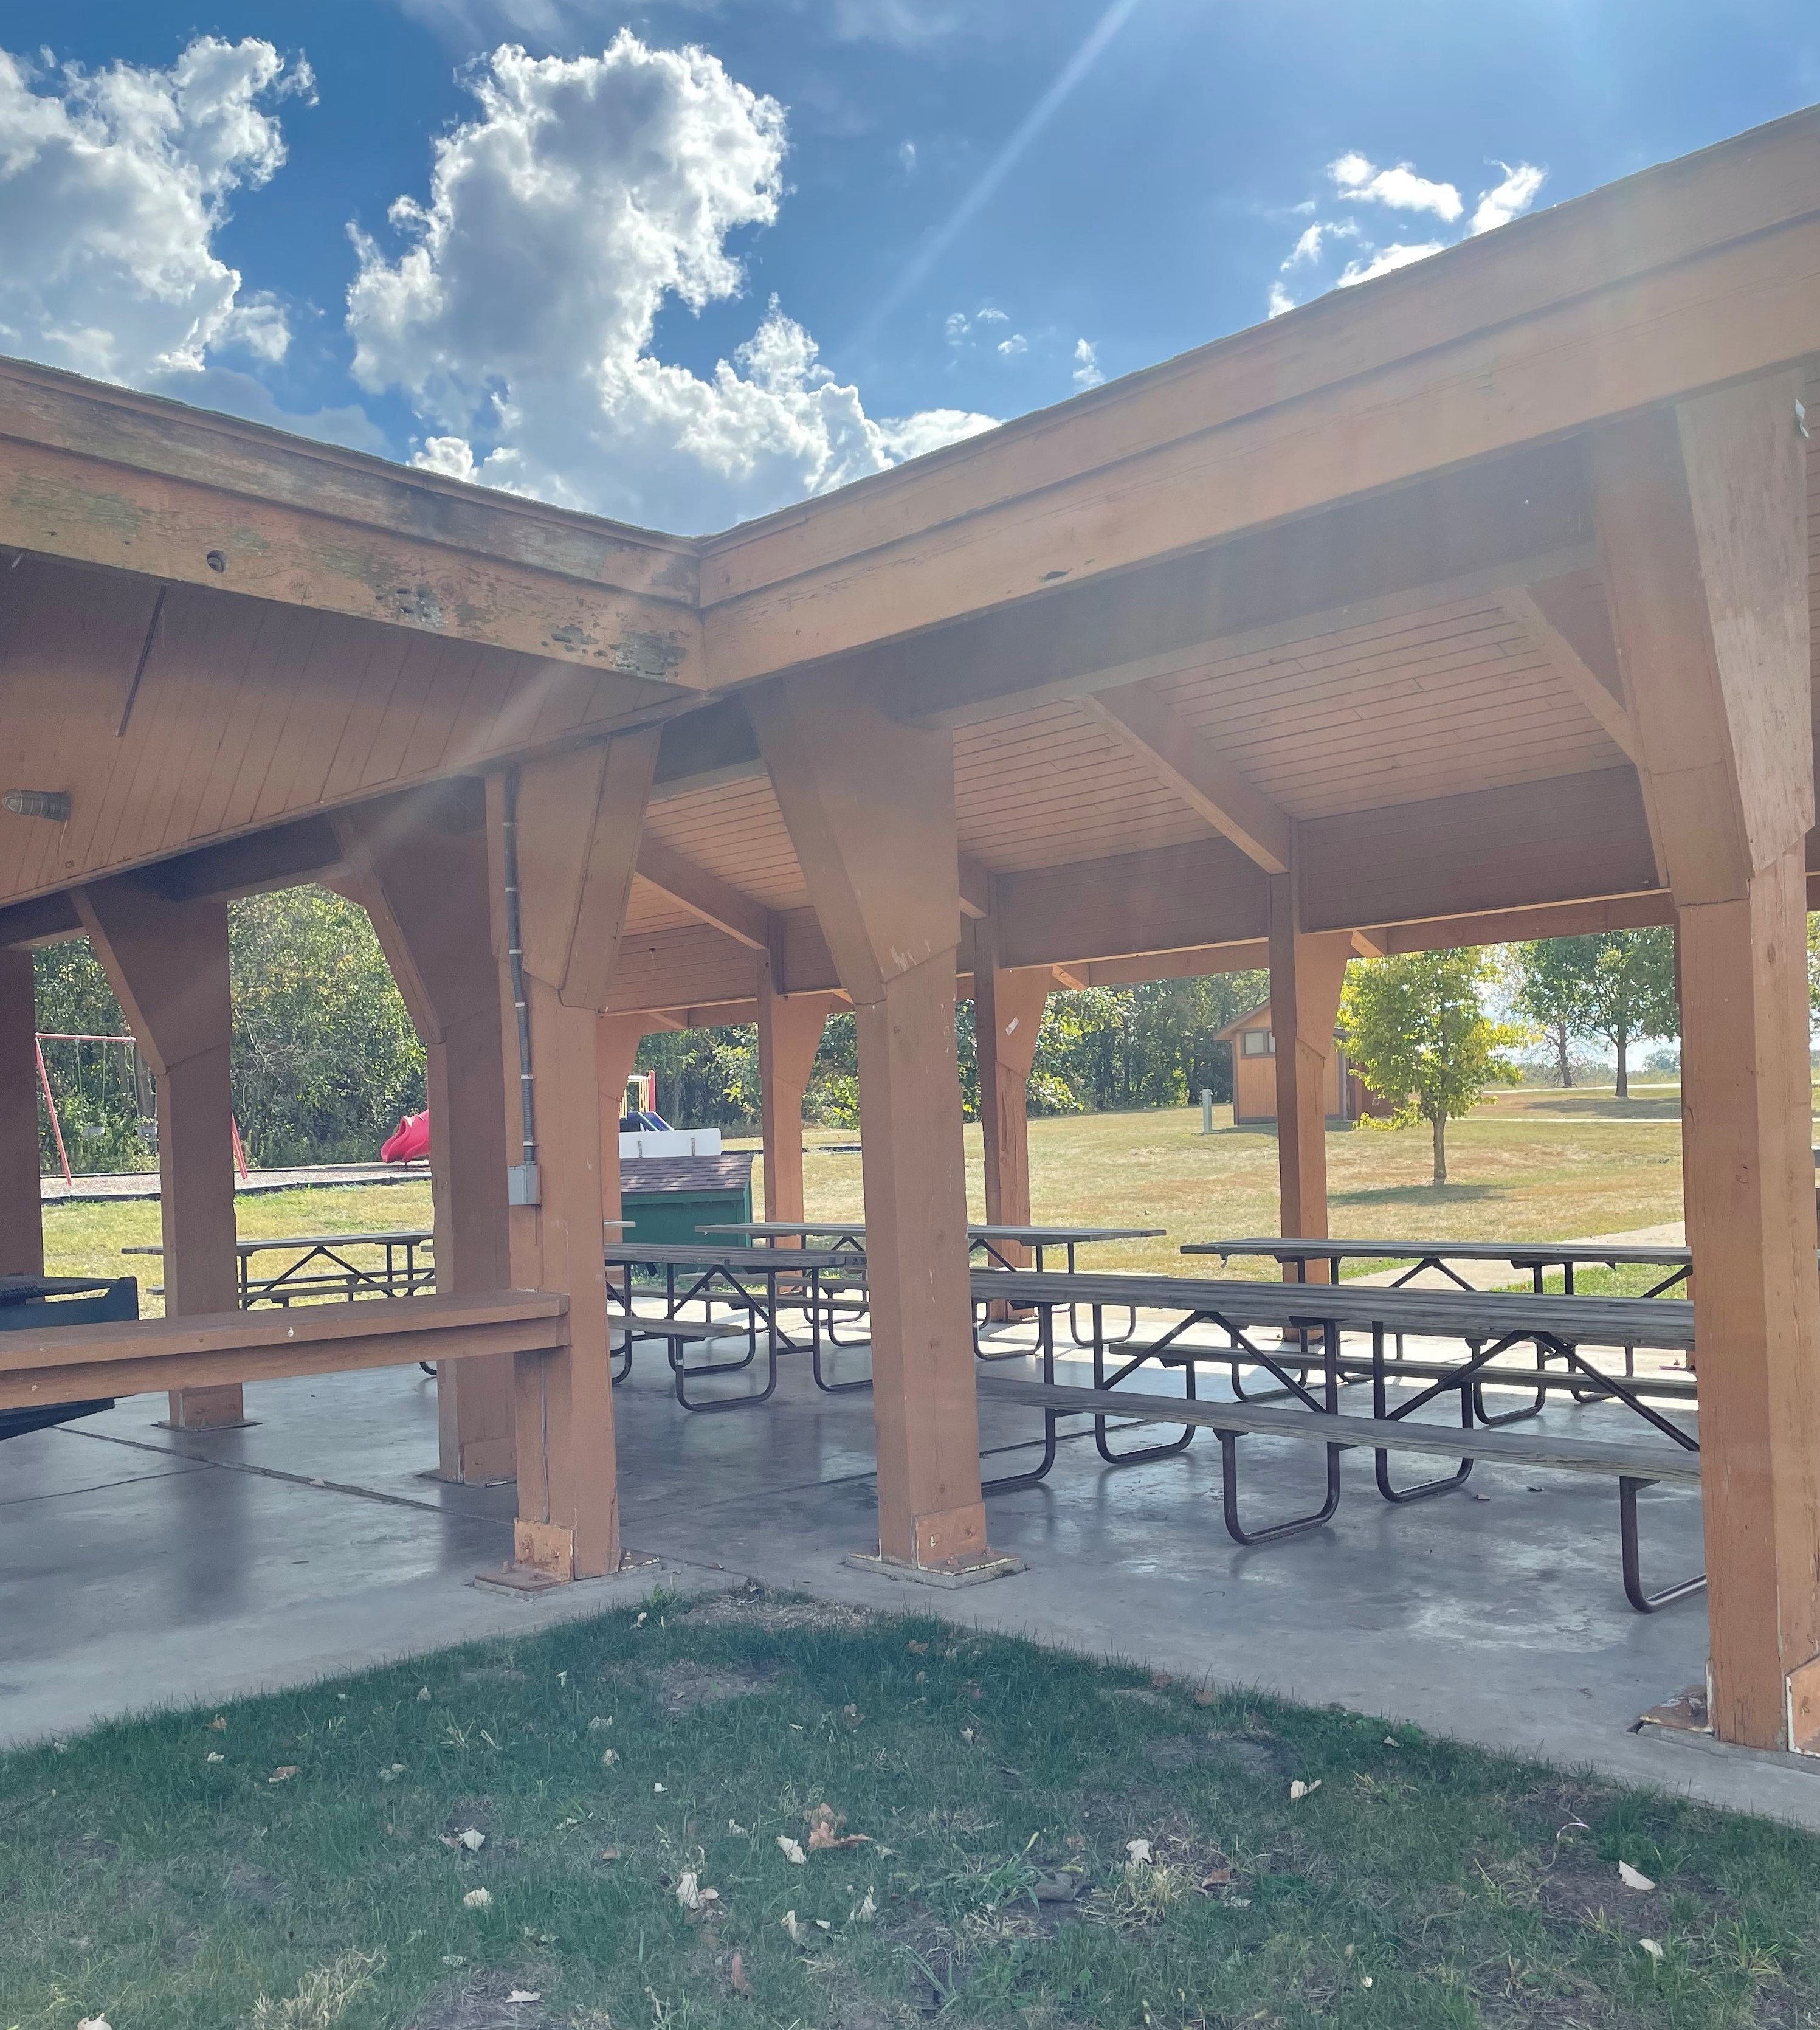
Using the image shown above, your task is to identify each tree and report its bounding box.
[1339,949,1523,1184]
[228,888,426,1164]
[1510,930,1677,1098]
[1508,940,1588,1086]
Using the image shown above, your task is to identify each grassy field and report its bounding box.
[41,1091,1696,1307]
[4,1589,1816,2030]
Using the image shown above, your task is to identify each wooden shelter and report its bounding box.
[2,109,1818,1751]
[1215,999,1370,1127]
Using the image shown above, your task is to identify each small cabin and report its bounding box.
[1215,1001,1372,1129]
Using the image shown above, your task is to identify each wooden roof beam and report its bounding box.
[635,836,773,953]
[1503,581,1638,762]
[1082,682,1292,875]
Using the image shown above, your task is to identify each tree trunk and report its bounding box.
[1431,1110,1447,1186]
[1615,1032,1629,1100]
[1554,1022,1573,1087]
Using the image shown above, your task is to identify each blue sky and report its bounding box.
[1,1,1815,532]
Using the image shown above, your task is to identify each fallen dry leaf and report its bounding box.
[907,1640,928,1654]
[780,1909,808,1945]
[1126,1838,1153,1866]
[442,1828,486,1854]
[729,1818,748,1835]
[1639,1939,1664,1963]
[601,1749,620,1767]
[599,1847,624,1862]
[635,1611,648,1628]
[1619,1861,1656,1891]
[506,1992,542,2006]
[960,1726,979,1745]
[729,1951,753,1996]
[1150,1673,1172,1690]
[653,1780,666,1792]
[77,2018,111,2030]
[776,1835,807,1865]
[206,1752,225,1764]
[268,1767,300,1784]
[1289,1780,1321,1802]
[588,1716,613,1732]
[805,1803,872,1851]
[852,1887,877,1922]
[463,1887,492,1909]
[676,1871,720,1913]
[1191,1687,1215,1708]
[1199,1866,1233,1890]
[380,1764,406,1783]
[416,1687,432,1703]
[207,1715,227,1731]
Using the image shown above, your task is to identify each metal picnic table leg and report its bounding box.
[1214,1317,1343,1545]
[811,1265,873,1392]
[1619,1476,1706,1612]
[1092,1300,1196,1465]
[983,1301,1060,1493]
[1372,1321,1474,1502]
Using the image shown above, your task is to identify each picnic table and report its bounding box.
[965,1265,1702,1612]
[1182,1236,1693,1297]
[699,1221,1165,1269]
[123,1229,439,1307]
[603,1240,863,1409]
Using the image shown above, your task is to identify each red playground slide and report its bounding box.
[381,1110,430,1164]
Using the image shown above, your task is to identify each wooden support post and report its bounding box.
[0,948,44,1278]
[756,964,838,1233]
[1594,370,1820,1750]
[596,1012,647,1242]
[974,914,1050,1260]
[1267,871,1351,1271]
[75,879,241,1428]
[752,672,997,1575]
[336,795,515,1484]
[487,731,660,1584]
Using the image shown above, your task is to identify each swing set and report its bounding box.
[35,1031,250,1185]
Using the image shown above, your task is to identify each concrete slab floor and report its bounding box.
[2,1334,1813,1832]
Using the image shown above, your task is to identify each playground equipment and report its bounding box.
[35,1031,249,1183]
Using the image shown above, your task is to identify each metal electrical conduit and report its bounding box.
[502,768,540,1206]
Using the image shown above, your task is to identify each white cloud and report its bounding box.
[1469,161,1545,235]
[1329,151,1462,223]
[1281,219,1356,271]
[898,138,917,173]
[0,37,308,387]
[1337,241,1446,287]
[348,35,994,532]
[1071,337,1102,389]
[996,332,1027,357]
[1267,281,1297,319]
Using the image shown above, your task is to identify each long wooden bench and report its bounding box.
[974,1371,1704,1614]
[0,1289,570,1413]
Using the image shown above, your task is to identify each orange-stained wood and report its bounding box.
[1597,370,1820,1752]
[1267,871,1351,1280]
[75,878,242,1428]
[754,680,987,1569]
[974,914,1051,1257]
[0,948,43,1279]
[756,965,838,1232]
[0,1288,568,1410]
[336,793,515,1484]
[488,746,652,1583]
[597,1012,647,1243]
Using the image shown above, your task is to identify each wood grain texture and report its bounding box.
[0,947,43,1277]
[0,1289,568,1411]
[701,207,1820,682]
[1269,875,1350,1270]
[757,969,838,1228]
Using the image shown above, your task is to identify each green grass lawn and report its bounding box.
[4,1590,1816,2030]
[42,1094,1700,1304]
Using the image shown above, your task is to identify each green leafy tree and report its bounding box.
[228,888,426,1164]
[1511,930,1677,1098]
[1509,940,1590,1087]
[1339,949,1523,1185]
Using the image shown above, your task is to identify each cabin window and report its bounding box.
[1241,1029,1275,1057]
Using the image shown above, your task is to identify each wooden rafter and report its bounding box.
[1081,682,1292,875]
[635,835,773,952]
